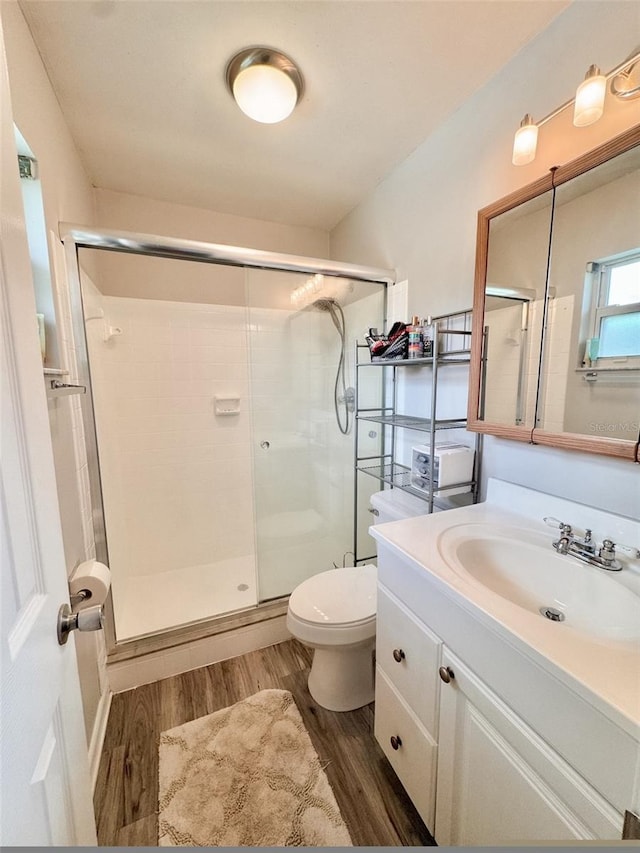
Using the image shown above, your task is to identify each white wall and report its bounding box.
[95,187,329,258]
[330,1,640,520]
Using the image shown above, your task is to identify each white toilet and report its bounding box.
[286,489,428,712]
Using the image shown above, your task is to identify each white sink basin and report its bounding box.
[437,523,640,644]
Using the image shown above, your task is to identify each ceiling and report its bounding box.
[19,1,569,231]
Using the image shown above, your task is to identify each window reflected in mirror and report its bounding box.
[536,144,640,441]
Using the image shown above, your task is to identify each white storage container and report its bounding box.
[411,442,474,496]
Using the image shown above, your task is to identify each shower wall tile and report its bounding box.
[87,296,257,605]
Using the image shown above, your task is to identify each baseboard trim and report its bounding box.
[107,613,292,693]
[88,686,112,792]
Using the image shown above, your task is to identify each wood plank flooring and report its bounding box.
[94,638,435,846]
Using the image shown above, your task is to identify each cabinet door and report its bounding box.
[375,668,438,831]
[376,584,441,736]
[435,650,622,846]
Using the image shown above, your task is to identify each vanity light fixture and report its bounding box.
[512,50,640,165]
[226,47,304,124]
[573,65,606,127]
[512,114,539,166]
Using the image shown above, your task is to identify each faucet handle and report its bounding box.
[543,517,573,536]
[603,540,640,560]
[599,539,616,562]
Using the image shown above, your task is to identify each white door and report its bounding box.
[0,21,97,846]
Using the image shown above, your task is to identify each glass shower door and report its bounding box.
[79,248,259,641]
[246,268,385,601]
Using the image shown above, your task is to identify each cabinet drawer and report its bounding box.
[375,667,437,831]
[377,584,441,736]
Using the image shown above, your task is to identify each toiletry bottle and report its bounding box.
[421,318,433,358]
[408,315,423,359]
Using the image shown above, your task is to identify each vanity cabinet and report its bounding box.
[374,572,626,844]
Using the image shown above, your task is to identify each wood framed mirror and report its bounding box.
[468,125,640,461]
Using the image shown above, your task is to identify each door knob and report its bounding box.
[57,603,104,646]
[392,648,405,663]
[439,665,455,683]
[390,735,402,750]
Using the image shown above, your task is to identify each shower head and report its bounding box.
[311,297,344,335]
[311,297,339,311]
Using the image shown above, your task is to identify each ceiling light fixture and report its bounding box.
[512,50,640,166]
[226,47,304,124]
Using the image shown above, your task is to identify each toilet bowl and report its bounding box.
[287,564,377,712]
[287,488,429,712]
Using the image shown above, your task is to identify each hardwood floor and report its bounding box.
[94,638,435,846]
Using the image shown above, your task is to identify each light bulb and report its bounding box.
[512,114,538,166]
[573,65,606,127]
[232,64,298,124]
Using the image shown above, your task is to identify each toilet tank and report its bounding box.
[369,489,428,524]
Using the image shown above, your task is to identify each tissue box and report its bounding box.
[411,442,474,496]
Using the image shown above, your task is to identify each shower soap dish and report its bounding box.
[215,396,241,415]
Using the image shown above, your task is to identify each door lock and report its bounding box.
[57,603,104,645]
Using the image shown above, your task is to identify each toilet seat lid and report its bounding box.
[289,564,377,625]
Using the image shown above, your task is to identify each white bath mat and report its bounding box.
[158,688,352,847]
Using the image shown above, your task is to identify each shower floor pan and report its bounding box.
[113,554,258,641]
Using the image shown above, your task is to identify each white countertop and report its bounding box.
[370,480,640,738]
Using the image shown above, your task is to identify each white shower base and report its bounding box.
[113,554,258,641]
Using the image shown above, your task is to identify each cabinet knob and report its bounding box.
[439,665,455,684]
[390,735,402,751]
[392,648,405,663]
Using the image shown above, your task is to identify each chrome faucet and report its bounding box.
[543,517,640,572]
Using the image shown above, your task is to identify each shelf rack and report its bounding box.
[353,309,481,564]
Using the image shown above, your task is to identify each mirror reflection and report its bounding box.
[537,145,640,440]
[481,190,554,427]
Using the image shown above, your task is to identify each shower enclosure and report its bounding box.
[64,227,389,646]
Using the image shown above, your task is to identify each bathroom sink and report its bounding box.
[437,523,640,644]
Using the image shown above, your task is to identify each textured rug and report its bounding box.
[158,688,352,847]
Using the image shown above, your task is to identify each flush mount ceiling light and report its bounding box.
[226,47,304,124]
[512,50,640,166]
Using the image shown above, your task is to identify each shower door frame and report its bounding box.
[60,223,393,658]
